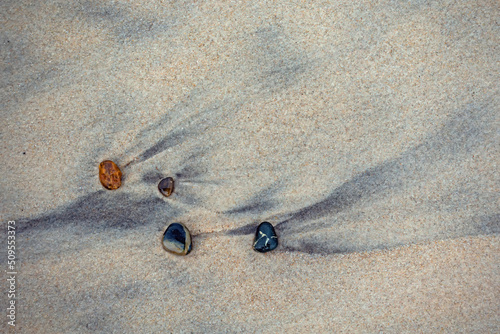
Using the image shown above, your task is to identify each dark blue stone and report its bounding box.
[253,222,278,253]
[162,223,192,255]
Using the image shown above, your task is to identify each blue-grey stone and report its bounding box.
[162,223,192,255]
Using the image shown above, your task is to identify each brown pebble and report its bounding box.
[158,177,174,197]
[98,160,122,190]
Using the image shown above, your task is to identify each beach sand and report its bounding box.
[1,0,499,332]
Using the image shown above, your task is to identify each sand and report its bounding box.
[1,0,499,332]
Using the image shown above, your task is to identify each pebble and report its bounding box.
[98,160,122,190]
[253,222,278,253]
[162,223,192,255]
[158,177,174,197]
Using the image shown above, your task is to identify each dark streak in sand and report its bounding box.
[226,102,499,254]
[17,103,498,257]
[17,191,181,235]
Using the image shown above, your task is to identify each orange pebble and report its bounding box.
[99,160,122,190]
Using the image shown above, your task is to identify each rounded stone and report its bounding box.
[162,223,192,255]
[158,177,174,197]
[98,160,122,190]
[253,222,278,253]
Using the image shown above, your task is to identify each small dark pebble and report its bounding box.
[158,177,175,197]
[162,223,192,255]
[253,222,278,253]
[98,160,122,190]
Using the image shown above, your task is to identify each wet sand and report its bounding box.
[1,0,499,332]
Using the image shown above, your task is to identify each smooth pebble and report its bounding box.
[98,160,122,190]
[158,177,175,197]
[253,222,278,253]
[162,223,192,255]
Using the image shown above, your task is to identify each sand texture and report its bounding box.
[1,0,499,332]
